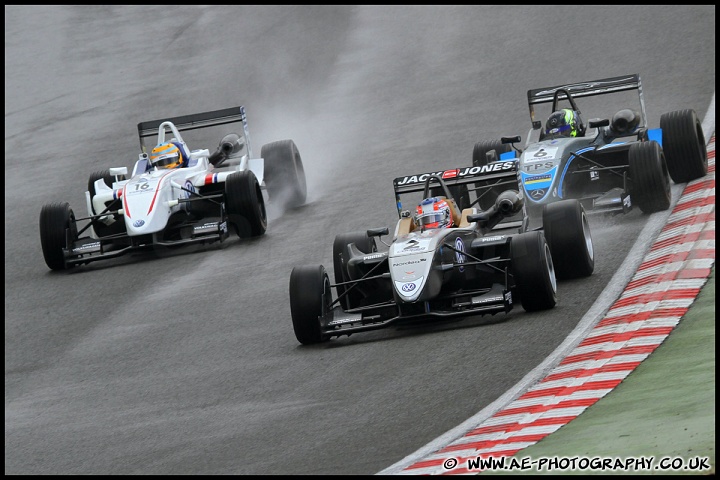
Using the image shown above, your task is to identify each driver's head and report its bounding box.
[414,197,453,229]
[150,142,184,169]
[546,108,582,138]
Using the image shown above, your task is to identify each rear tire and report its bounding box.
[660,109,708,183]
[332,231,376,311]
[629,141,671,214]
[261,139,307,210]
[542,199,594,279]
[510,231,557,311]
[289,264,331,345]
[39,202,77,271]
[472,140,512,210]
[225,170,267,237]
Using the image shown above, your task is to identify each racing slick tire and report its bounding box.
[472,140,513,211]
[510,231,557,312]
[88,169,126,238]
[225,170,268,238]
[261,139,307,210]
[39,202,77,271]
[332,231,377,311]
[289,264,331,345]
[628,141,671,214]
[542,199,594,280]
[659,109,708,183]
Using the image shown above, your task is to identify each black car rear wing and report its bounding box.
[526,73,647,128]
[137,106,248,151]
[392,161,520,217]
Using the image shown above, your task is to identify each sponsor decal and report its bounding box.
[524,146,559,162]
[481,235,505,242]
[396,162,515,186]
[392,258,427,267]
[72,241,101,252]
[454,237,465,272]
[532,76,636,97]
[394,276,424,297]
[623,195,632,208]
[529,188,546,200]
[328,314,362,326]
[472,295,503,304]
[525,173,552,184]
[523,161,555,172]
[504,291,513,305]
[133,219,145,227]
[363,253,385,261]
[590,170,599,181]
[442,169,459,179]
[530,188,546,200]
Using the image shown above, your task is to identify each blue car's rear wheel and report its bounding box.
[660,109,707,183]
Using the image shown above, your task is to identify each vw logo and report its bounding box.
[133,219,145,227]
[401,283,416,292]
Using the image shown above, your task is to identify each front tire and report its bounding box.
[332,231,376,311]
[510,231,557,312]
[225,170,267,237]
[261,139,307,210]
[542,199,594,279]
[289,264,331,345]
[629,141,671,214]
[660,109,707,183]
[39,202,77,271]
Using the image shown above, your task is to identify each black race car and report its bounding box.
[288,161,594,345]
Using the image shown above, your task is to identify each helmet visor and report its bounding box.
[416,212,448,227]
[152,153,181,169]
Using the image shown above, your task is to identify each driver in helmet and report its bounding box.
[545,108,583,138]
[149,141,189,169]
[414,197,454,230]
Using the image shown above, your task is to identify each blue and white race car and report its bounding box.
[470,74,707,219]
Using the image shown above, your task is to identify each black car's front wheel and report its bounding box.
[289,264,331,345]
[542,199,594,280]
[510,231,557,312]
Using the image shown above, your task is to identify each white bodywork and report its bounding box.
[86,120,264,238]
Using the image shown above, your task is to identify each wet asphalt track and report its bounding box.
[5,5,715,475]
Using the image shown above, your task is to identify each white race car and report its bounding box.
[40,106,306,270]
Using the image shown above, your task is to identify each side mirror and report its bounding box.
[589,118,610,128]
[109,167,128,176]
[367,227,389,238]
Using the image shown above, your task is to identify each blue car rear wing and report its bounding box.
[527,73,647,130]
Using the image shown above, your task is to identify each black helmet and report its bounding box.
[545,108,585,138]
